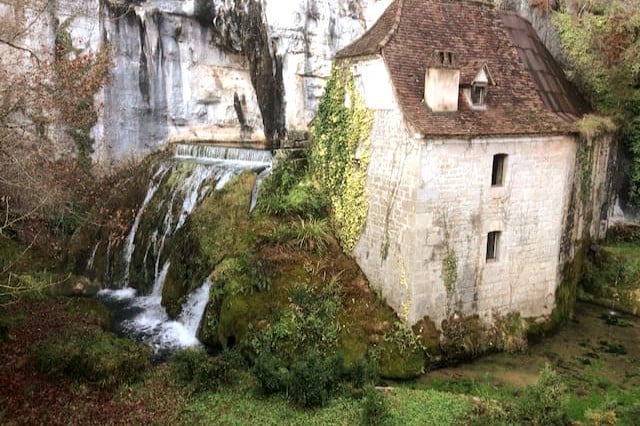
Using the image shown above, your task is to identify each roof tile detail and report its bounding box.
[336,0,587,137]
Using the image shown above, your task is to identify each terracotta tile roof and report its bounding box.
[335,0,588,137]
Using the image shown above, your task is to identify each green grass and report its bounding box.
[387,387,472,425]
[564,361,640,425]
[31,326,150,388]
[419,376,518,401]
[181,373,471,425]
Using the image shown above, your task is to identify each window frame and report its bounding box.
[471,82,487,106]
[491,153,507,187]
[486,231,501,261]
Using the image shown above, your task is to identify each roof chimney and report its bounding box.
[425,51,460,112]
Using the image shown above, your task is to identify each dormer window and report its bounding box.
[465,64,493,109]
[471,82,487,106]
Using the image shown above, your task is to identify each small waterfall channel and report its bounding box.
[96,143,271,355]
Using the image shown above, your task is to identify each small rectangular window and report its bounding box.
[491,154,507,186]
[471,84,486,106]
[486,231,501,261]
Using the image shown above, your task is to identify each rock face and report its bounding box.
[34,0,390,164]
[5,0,572,166]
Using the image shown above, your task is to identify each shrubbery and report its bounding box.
[256,154,328,219]
[170,348,244,393]
[31,328,149,388]
[361,386,393,426]
[288,350,344,407]
[252,352,290,395]
[246,283,381,407]
[508,364,569,425]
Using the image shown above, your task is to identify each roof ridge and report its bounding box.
[377,0,404,50]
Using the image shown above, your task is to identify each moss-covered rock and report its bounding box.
[162,173,258,317]
[66,147,432,381]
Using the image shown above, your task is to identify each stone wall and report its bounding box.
[351,59,615,329]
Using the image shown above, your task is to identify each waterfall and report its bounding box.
[174,143,273,165]
[98,143,271,353]
[86,242,100,273]
[250,165,272,212]
[123,165,169,286]
[151,261,171,298]
[178,279,211,336]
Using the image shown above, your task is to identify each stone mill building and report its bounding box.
[335,0,615,329]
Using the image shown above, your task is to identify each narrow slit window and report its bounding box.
[486,231,501,261]
[491,154,507,186]
[471,83,487,106]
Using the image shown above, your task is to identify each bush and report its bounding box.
[251,349,346,408]
[287,350,344,408]
[345,356,379,390]
[31,328,149,388]
[361,386,393,426]
[248,283,341,361]
[256,156,328,219]
[170,348,243,393]
[251,352,290,395]
[509,364,569,425]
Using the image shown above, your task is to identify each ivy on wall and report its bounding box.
[441,215,457,315]
[575,114,617,201]
[310,65,373,252]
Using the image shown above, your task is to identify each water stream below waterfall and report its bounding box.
[96,144,272,355]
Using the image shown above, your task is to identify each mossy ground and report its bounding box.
[581,240,640,314]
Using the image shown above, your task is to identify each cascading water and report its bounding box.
[122,165,169,286]
[97,143,271,354]
[86,242,100,272]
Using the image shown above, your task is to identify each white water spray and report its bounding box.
[98,144,272,352]
[86,242,100,272]
[123,165,169,286]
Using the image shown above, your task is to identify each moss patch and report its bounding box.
[580,241,640,314]
[162,173,259,317]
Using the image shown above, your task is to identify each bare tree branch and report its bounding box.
[0,37,40,62]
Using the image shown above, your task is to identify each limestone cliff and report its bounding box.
[3,0,571,166]
[15,0,390,164]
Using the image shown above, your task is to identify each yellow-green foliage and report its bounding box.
[581,241,640,314]
[310,65,373,252]
[554,3,640,204]
[554,13,612,110]
[577,114,617,141]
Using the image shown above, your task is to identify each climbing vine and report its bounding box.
[442,216,457,305]
[576,139,593,201]
[575,115,616,201]
[310,65,373,252]
[54,19,111,169]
